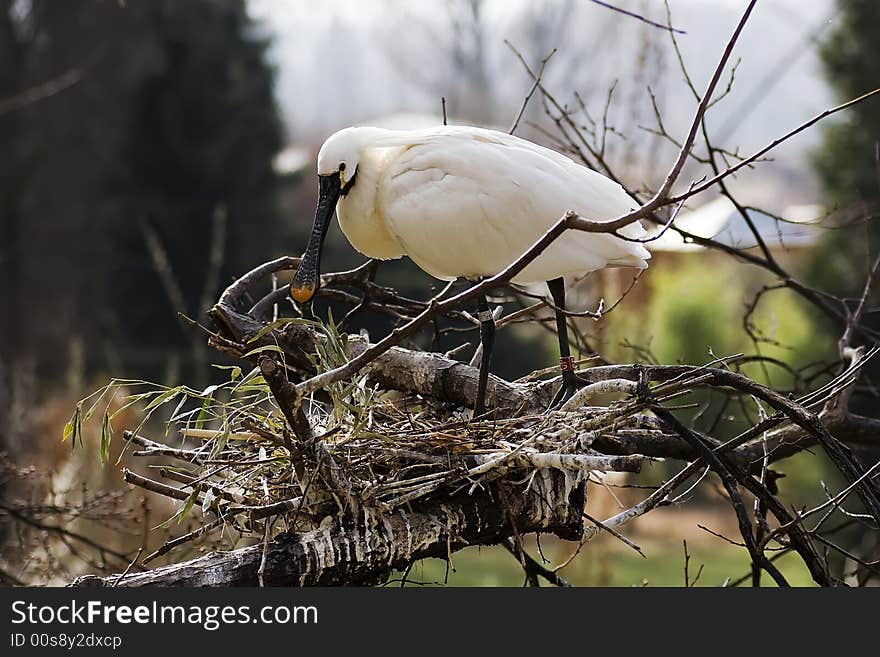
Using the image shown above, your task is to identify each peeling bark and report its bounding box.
[73,471,585,587]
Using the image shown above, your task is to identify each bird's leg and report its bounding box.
[300,300,317,322]
[548,277,581,410]
[473,290,496,419]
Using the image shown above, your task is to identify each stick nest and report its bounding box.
[97,333,657,563]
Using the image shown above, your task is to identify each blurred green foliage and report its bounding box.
[606,256,834,387]
[592,255,838,500]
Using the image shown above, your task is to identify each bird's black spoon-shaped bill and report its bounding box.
[290,173,341,304]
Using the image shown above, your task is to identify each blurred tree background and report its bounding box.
[809,0,880,421]
[815,0,879,207]
[0,0,283,459]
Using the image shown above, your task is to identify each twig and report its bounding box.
[509,48,556,135]
[587,0,686,34]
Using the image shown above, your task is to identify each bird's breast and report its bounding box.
[336,171,406,261]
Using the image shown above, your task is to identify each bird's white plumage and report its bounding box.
[320,125,650,284]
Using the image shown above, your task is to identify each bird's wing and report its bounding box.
[376,128,649,283]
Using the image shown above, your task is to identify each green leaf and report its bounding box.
[83,385,111,423]
[199,384,221,398]
[233,383,271,394]
[62,403,79,442]
[177,488,199,524]
[124,390,164,402]
[229,367,259,393]
[100,411,112,463]
[167,394,190,432]
[242,344,285,358]
[194,396,212,430]
[169,406,199,424]
[210,424,231,459]
[109,397,143,421]
[63,401,84,447]
[142,386,183,412]
[246,316,323,343]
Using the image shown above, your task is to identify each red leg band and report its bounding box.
[559,356,576,372]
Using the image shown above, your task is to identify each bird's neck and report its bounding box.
[336,146,405,260]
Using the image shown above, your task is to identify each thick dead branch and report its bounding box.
[210,298,543,415]
[73,471,584,587]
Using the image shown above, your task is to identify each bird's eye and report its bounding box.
[339,162,346,172]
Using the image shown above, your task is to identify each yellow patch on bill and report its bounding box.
[289,282,316,303]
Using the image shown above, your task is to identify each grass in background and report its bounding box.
[397,536,815,587]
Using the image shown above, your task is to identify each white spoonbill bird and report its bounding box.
[290,125,650,415]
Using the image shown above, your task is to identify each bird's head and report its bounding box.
[290,129,362,305]
[317,128,361,189]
